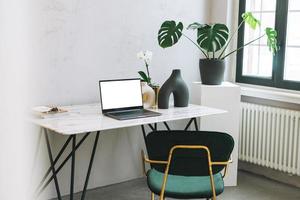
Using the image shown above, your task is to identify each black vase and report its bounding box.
[158,69,189,109]
[199,59,225,85]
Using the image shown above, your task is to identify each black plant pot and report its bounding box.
[199,59,225,85]
[158,69,189,109]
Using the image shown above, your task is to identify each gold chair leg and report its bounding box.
[151,192,154,200]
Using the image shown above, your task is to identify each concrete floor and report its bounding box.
[55,171,300,200]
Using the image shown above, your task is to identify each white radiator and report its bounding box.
[239,102,300,176]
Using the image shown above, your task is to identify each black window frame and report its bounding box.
[236,0,300,91]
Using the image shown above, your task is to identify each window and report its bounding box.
[236,0,300,90]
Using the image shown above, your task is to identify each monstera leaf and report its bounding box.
[197,24,229,52]
[265,27,279,55]
[242,12,261,29]
[187,22,205,30]
[158,21,183,48]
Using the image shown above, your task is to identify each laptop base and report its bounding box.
[104,109,161,120]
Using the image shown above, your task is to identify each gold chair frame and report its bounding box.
[141,145,232,200]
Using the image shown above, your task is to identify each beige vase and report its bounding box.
[141,82,155,109]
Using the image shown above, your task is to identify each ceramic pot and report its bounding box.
[158,69,189,109]
[199,59,225,85]
[141,82,155,108]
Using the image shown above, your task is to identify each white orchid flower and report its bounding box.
[137,51,145,59]
[137,50,153,65]
[137,50,154,85]
[144,50,152,63]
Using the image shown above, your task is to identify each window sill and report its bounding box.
[237,83,300,105]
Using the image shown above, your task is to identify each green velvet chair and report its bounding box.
[141,130,234,200]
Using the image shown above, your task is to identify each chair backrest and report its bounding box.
[145,130,234,176]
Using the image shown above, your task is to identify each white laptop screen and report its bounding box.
[99,79,143,111]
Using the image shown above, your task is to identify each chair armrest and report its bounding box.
[141,150,168,175]
[211,159,232,165]
[211,156,233,178]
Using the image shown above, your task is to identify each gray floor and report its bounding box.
[56,171,300,200]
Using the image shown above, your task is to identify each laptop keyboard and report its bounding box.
[105,109,161,120]
[109,109,150,116]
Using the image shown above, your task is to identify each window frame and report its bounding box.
[236,0,300,91]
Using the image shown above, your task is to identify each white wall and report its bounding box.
[0,1,36,200]
[31,0,210,105]
[29,0,211,199]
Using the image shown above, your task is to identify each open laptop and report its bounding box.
[99,79,161,120]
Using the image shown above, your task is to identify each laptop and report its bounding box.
[99,79,161,120]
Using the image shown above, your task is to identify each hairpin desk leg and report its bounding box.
[81,131,100,200]
[193,118,199,131]
[141,125,147,145]
[163,122,170,131]
[44,129,62,200]
[35,135,73,194]
[184,118,194,130]
[36,132,90,197]
[70,135,76,200]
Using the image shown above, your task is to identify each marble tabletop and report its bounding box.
[31,103,227,135]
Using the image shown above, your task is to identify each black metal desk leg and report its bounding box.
[141,125,147,145]
[70,135,76,200]
[147,124,155,131]
[44,130,62,200]
[37,133,91,197]
[193,118,199,131]
[184,118,194,130]
[163,122,171,131]
[35,135,73,194]
[81,131,100,200]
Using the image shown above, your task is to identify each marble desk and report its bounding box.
[32,103,226,135]
[32,103,226,200]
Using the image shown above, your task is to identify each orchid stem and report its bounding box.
[145,62,151,84]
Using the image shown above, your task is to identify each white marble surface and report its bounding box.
[31,103,227,135]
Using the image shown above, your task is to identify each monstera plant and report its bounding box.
[158,12,278,85]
